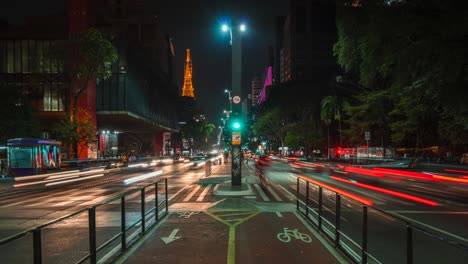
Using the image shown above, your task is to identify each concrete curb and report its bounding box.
[213,182,255,196]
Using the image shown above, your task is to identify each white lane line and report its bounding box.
[391,211,468,215]
[52,200,75,207]
[394,213,468,244]
[24,190,109,208]
[277,184,296,202]
[254,184,270,202]
[184,185,201,202]
[196,184,212,202]
[2,188,78,208]
[169,184,192,201]
[267,186,282,202]
[276,212,283,218]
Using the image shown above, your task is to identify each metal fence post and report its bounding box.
[155,182,159,221]
[141,189,146,233]
[165,178,169,213]
[362,206,368,264]
[33,229,42,264]
[335,194,341,247]
[406,225,413,264]
[88,208,97,264]
[121,196,126,253]
[319,187,323,230]
[305,181,310,219]
[296,178,300,210]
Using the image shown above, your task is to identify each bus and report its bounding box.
[7,138,61,176]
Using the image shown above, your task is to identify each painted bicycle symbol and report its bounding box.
[177,211,200,219]
[276,227,312,243]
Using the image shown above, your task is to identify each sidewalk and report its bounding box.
[115,161,348,264]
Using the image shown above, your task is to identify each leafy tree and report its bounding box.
[53,108,97,158]
[334,0,468,147]
[0,87,40,143]
[320,95,349,157]
[180,119,215,152]
[252,107,290,156]
[54,28,117,158]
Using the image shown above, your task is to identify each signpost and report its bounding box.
[365,131,370,158]
[232,95,241,105]
[232,132,241,145]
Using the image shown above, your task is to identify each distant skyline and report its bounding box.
[0,0,289,124]
[156,1,288,124]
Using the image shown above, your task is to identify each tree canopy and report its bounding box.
[180,119,215,152]
[334,0,468,147]
[52,28,117,158]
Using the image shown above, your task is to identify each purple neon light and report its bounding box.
[258,66,272,104]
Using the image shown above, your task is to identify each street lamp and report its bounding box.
[224,89,232,112]
[221,21,247,186]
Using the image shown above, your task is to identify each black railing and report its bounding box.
[0,178,169,264]
[296,175,468,264]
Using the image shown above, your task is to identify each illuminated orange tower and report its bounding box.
[181,49,195,97]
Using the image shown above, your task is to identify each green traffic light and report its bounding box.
[231,120,242,130]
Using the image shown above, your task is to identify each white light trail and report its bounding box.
[124,170,164,185]
[15,170,80,181]
[45,174,105,186]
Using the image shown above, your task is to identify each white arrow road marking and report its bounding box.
[161,228,181,244]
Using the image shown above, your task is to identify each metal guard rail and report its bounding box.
[0,177,169,264]
[296,175,468,264]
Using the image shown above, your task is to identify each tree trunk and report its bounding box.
[327,124,330,160]
[72,94,79,159]
[338,118,343,147]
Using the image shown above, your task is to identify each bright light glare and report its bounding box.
[15,170,80,181]
[124,170,163,185]
[45,174,104,186]
[240,24,246,31]
[222,24,229,32]
[330,176,438,206]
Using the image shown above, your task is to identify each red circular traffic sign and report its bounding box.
[232,95,241,104]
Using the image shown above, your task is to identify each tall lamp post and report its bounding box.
[222,21,246,186]
[224,89,232,113]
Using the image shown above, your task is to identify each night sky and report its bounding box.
[1,0,288,124]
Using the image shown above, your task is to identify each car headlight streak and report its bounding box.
[124,170,163,185]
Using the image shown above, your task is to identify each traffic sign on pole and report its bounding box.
[232,95,241,104]
[232,132,241,145]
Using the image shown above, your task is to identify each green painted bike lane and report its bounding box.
[117,197,348,264]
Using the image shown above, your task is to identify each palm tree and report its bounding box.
[321,96,347,158]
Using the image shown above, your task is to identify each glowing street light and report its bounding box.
[240,24,246,32]
[220,20,247,186]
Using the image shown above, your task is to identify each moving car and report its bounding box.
[189,156,207,169]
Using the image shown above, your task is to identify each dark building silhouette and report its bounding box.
[0,0,180,158]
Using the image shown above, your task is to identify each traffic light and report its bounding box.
[230,119,242,131]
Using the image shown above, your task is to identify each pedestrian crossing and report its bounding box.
[0,182,296,210]
[169,183,297,204]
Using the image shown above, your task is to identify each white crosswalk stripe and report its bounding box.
[267,185,282,202]
[276,184,296,202]
[183,185,201,202]
[253,184,270,201]
[196,184,212,201]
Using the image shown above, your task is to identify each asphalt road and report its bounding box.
[0,161,214,263]
[0,158,467,263]
[259,158,468,263]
